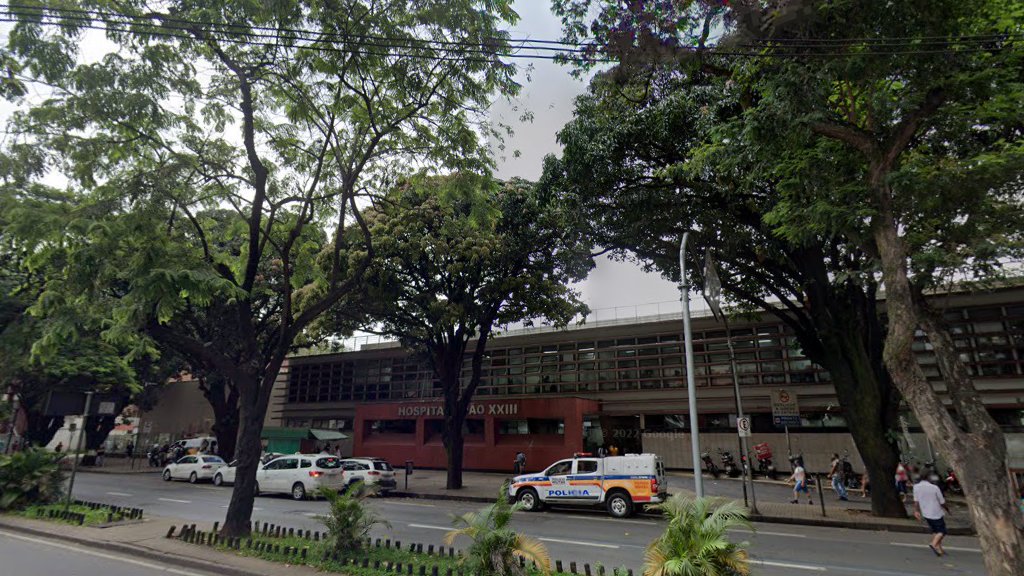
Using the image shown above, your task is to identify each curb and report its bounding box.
[746,513,976,536]
[0,519,264,576]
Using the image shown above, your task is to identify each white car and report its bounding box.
[162,454,227,483]
[213,460,238,486]
[255,454,345,500]
[340,457,397,493]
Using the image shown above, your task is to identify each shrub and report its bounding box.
[317,481,390,553]
[0,449,66,510]
[445,483,551,576]
[643,496,751,576]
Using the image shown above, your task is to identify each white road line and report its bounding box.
[0,529,209,575]
[105,492,133,497]
[158,498,192,504]
[386,501,439,508]
[538,537,620,549]
[407,523,451,531]
[729,528,807,538]
[221,505,262,510]
[890,542,982,553]
[749,559,826,572]
[567,516,656,526]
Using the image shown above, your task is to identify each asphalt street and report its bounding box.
[68,472,986,576]
[0,528,217,576]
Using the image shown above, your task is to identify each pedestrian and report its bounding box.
[913,475,949,556]
[860,472,871,498]
[126,441,134,460]
[609,444,620,456]
[830,453,849,501]
[96,445,106,467]
[895,460,910,503]
[54,442,63,453]
[514,451,526,475]
[787,458,812,505]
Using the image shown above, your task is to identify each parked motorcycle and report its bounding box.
[701,451,721,478]
[720,449,742,478]
[754,442,776,479]
[945,468,963,495]
[923,460,942,487]
[841,452,861,490]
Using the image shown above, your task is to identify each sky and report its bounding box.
[494,2,681,314]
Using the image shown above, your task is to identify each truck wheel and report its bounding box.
[517,488,542,512]
[606,491,634,518]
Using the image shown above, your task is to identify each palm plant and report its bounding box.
[0,448,65,510]
[643,496,751,576]
[317,482,390,554]
[444,483,551,576]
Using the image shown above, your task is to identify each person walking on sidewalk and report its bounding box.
[895,460,910,503]
[787,458,812,505]
[913,476,949,556]
[830,453,849,501]
[513,451,526,475]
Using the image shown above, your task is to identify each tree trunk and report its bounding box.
[83,415,117,451]
[445,424,465,490]
[220,375,263,537]
[442,366,467,490]
[871,179,1024,575]
[199,373,239,460]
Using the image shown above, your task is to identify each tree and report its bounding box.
[554,0,1024,572]
[2,0,521,536]
[542,5,906,516]
[356,174,590,488]
[643,496,751,576]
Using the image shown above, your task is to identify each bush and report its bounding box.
[643,496,751,576]
[317,481,390,554]
[0,449,66,510]
[445,483,551,576]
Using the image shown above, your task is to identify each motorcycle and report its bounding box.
[945,468,963,495]
[754,442,776,479]
[923,460,942,488]
[720,449,742,478]
[701,451,721,478]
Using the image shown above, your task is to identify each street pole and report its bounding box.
[64,391,93,512]
[679,233,703,498]
[724,315,758,514]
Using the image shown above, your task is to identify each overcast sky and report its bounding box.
[495,2,681,314]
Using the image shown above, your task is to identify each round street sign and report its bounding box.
[737,416,752,437]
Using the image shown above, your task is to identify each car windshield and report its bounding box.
[372,461,393,471]
[316,457,342,469]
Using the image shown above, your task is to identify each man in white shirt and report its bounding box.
[787,458,812,505]
[913,477,949,556]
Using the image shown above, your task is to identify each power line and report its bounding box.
[0,4,1016,62]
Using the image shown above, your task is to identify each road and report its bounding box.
[0,528,216,576]
[71,472,986,576]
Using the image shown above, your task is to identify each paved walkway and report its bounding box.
[70,456,162,474]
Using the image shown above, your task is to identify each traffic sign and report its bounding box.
[771,388,801,428]
[736,417,752,437]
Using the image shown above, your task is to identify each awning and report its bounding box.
[310,429,349,441]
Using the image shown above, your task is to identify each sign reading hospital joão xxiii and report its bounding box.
[395,402,520,417]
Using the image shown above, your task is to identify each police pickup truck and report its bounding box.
[509,453,667,518]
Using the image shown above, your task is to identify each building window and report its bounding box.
[368,419,415,435]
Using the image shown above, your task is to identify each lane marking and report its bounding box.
[158,498,192,504]
[408,523,451,531]
[890,542,981,553]
[0,530,210,575]
[537,537,619,549]
[105,492,133,497]
[385,501,439,508]
[749,559,826,572]
[221,506,262,511]
[562,515,656,526]
[729,528,807,538]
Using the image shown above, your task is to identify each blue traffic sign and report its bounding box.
[773,415,801,427]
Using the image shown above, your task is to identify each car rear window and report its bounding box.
[317,457,342,469]
[373,461,393,471]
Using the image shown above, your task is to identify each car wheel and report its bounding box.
[291,482,306,501]
[162,469,172,481]
[189,472,198,484]
[517,488,541,512]
[606,491,634,518]
[213,473,223,486]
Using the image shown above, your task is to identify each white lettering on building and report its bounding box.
[396,403,518,418]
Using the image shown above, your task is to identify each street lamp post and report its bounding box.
[679,233,704,498]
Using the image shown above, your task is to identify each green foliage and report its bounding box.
[642,496,751,576]
[445,483,551,576]
[19,502,134,526]
[0,449,65,510]
[317,482,390,554]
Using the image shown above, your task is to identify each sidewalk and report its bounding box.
[0,513,318,576]
[392,468,975,535]
[69,456,162,474]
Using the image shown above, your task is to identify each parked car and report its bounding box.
[162,454,227,483]
[340,457,397,493]
[213,460,238,486]
[255,454,345,500]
